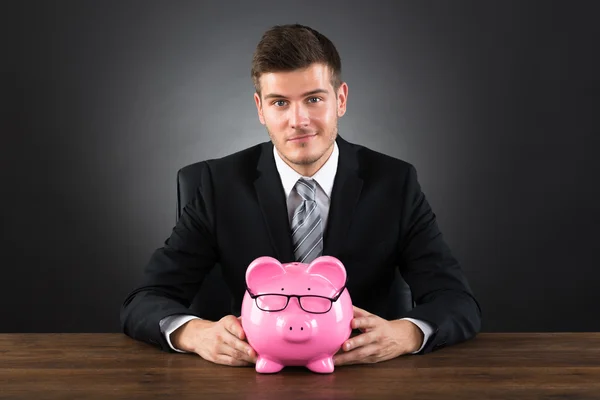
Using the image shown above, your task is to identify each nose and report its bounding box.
[289,103,309,129]
[282,317,313,343]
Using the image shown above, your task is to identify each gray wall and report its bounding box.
[3,0,599,333]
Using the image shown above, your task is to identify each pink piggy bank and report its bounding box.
[241,255,353,374]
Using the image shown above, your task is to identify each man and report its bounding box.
[120,24,481,367]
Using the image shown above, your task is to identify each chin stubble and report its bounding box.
[267,124,338,166]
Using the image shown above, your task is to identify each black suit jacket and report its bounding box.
[120,136,481,353]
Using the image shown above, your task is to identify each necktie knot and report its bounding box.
[295,178,317,202]
[291,178,323,263]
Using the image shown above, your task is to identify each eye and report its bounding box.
[273,100,287,107]
[307,97,321,103]
[281,288,285,291]
[307,288,311,290]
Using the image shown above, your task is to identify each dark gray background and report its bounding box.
[3,1,599,333]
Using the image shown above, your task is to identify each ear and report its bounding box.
[246,256,286,290]
[336,82,348,118]
[305,256,347,290]
[254,92,266,125]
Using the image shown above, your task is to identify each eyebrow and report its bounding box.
[263,89,329,100]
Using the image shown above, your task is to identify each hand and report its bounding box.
[333,306,424,366]
[171,315,257,367]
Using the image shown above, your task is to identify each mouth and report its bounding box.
[288,133,317,142]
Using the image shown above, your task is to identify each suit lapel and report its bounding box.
[254,142,295,262]
[323,136,363,257]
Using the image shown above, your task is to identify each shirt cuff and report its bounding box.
[401,317,434,354]
[159,315,202,353]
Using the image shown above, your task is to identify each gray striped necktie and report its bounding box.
[291,178,323,263]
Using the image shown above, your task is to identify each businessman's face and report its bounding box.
[254,63,348,176]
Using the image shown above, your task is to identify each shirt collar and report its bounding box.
[273,141,339,199]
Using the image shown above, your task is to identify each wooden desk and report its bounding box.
[1,333,599,399]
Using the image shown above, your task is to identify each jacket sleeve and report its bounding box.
[120,162,219,352]
[397,164,482,353]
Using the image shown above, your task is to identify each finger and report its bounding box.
[222,344,257,364]
[352,306,371,318]
[334,343,379,366]
[352,315,378,331]
[342,331,378,352]
[223,316,246,340]
[220,331,257,363]
[213,354,253,367]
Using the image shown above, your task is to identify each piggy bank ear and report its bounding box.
[305,256,347,290]
[246,256,286,291]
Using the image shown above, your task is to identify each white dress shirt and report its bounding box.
[160,142,433,353]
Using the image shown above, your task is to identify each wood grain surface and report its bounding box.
[1,333,599,399]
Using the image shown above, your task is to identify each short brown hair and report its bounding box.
[251,24,342,95]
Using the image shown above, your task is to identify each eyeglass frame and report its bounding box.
[246,282,348,314]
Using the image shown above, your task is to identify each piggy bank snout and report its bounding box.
[281,317,313,343]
